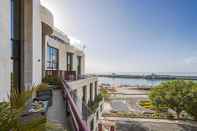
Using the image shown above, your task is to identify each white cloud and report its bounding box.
[184,57,197,65]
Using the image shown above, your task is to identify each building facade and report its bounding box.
[0,0,103,131]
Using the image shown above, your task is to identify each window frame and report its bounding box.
[47,45,59,70]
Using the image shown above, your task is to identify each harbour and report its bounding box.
[98,72,197,87]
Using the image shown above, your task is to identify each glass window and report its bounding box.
[47,46,58,69]
[91,119,94,131]
[67,53,73,71]
[77,56,81,76]
[90,83,93,101]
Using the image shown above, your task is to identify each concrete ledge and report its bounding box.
[67,77,98,90]
[40,5,53,35]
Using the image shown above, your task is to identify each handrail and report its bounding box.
[61,79,90,131]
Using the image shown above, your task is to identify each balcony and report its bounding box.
[44,70,100,131]
[45,69,90,82]
[61,80,91,131]
[45,70,77,81]
[88,94,104,113]
[82,95,104,121]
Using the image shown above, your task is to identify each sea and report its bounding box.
[98,72,197,87]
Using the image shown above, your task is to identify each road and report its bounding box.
[102,117,197,131]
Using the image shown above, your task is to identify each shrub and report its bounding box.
[88,94,103,112]
[36,83,49,92]
[42,75,61,85]
[139,100,154,110]
[100,88,110,98]
[0,88,47,131]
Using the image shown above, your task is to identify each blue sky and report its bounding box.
[41,0,197,73]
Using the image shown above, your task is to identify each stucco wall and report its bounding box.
[23,0,33,87]
[22,0,43,88]
[67,77,102,131]
[0,0,11,101]
[32,0,42,85]
[67,77,98,115]
[40,5,54,29]
[45,35,85,74]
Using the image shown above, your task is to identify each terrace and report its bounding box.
[44,70,104,131]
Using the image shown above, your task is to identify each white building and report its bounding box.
[0,0,103,131]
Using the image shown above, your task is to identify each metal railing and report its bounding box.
[45,70,76,81]
[45,70,92,81]
[61,79,90,131]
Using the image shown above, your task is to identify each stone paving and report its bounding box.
[47,89,68,129]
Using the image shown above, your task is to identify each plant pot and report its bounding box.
[36,89,52,107]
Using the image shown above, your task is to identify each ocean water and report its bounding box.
[97,72,197,86]
[98,77,165,86]
[97,72,197,76]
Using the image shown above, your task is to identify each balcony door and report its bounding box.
[82,86,87,103]
[90,83,93,102]
[77,56,81,77]
[67,52,73,71]
[47,46,59,70]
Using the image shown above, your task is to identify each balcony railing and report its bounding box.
[45,70,76,81]
[45,70,91,81]
[44,70,100,131]
[61,79,90,131]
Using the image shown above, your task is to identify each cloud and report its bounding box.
[184,57,197,65]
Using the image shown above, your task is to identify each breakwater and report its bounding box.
[96,73,197,80]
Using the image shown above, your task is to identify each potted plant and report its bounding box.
[36,83,52,107]
[42,75,62,89]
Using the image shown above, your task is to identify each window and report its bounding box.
[90,83,93,102]
[77,56,81,76]
[82,86,87,102]
[91,119,94,131]
[67,52,73,71]
[95,81,98,96]
[96,111,99,120]
[47,46,58,69]
[72,89,78,104]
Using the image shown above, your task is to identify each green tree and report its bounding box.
[149,80,192,119]
[184,84,197,120]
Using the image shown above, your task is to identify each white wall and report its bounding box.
[0,0,11,101]
[32,0,42,85]
[67,77,98,116]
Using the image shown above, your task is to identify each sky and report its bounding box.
[41,0,197,73]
